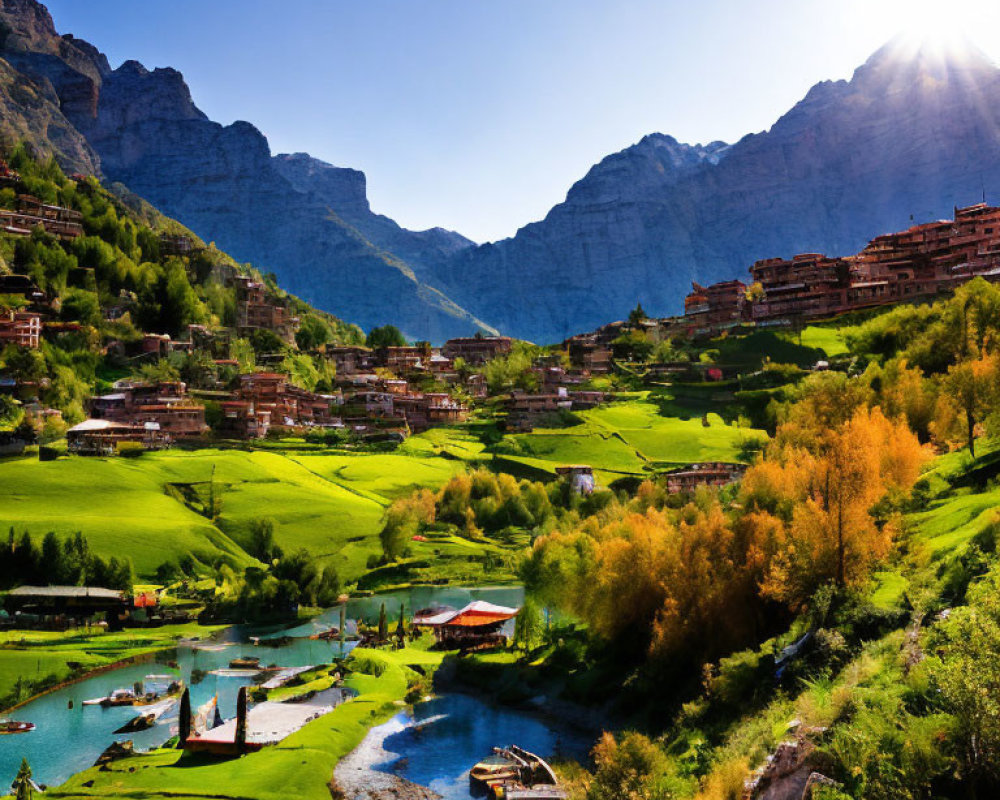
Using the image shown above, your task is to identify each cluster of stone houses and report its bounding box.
[232,275,300,345]
[0,194,84,240]
[682,202,1000,334]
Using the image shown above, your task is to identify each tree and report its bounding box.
[759,407,926,608]
[513,597,543,653]
[396,603,406,644]
[316,566,341,607]
[628,302,648,325]
[589,731,670,800]
[937,355,997,458]
[234,686,248,753]
[177,688,191,746]
[13,758,33,800]
[248,517,281,563]
[931,566,1000,792]
[295,314,331,351]
[378,602,388,643]
[366,325,407,349]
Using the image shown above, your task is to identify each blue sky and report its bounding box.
[44,0,999,243]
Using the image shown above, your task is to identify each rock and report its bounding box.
[427,37,1000,342]
[0,0,492,342]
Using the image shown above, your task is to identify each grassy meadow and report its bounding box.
[501,393,765,483]
[0,441,470,581]
[0,623,226,704]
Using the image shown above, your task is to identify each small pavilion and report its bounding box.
[413,600,519,651]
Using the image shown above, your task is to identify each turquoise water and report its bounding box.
[0,585,523,788]
[372,693,591,799]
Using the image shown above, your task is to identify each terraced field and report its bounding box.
[502,394,765,483]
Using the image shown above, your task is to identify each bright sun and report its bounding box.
[855,0,1000,64]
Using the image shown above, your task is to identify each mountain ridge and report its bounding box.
[422,34,1000,341]
[3,0,1000,343]
[0,0,493,342]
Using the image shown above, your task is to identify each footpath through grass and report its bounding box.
[49,642,445,800]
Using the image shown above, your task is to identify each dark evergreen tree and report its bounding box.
[235,686,248,754]
[378,602,388,643]
[13,758,33,800]
[177,688,191,746]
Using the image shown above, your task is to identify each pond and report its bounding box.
[0,585,524,789]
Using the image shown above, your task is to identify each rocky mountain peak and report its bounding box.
[852,34,998,92]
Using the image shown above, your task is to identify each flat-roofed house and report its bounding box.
[665,462,747,494]
[0,310,41,348]
[441,336,513,365]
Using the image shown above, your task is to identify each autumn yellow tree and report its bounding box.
[932,354,998,458]
[758,407,926,608]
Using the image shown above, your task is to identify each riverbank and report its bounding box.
[0,622,228,714]
[332,713,442,800]
[47,643,447,800]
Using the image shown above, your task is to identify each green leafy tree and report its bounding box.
[366,324,407,349]
[513,597,543,653]
[295,314,332,351]
[248,517,282,563]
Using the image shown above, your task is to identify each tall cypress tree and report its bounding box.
[177,687,191,746]
[13,758,33,800]
[377,602,387,643]
[234,686,248,754]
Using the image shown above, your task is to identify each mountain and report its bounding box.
[0,0,490,343]
[4,0,1000,343]
[424,37,1000,342]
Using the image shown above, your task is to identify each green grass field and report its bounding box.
[49,642,445,800]
[0,444,473,581]
[502,395,765,482]
[0,623,225,704]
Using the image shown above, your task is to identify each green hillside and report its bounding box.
[0,441,469,580]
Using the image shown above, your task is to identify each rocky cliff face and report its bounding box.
[0,0,489,342]
[0,0,102,172]
[72,61,490,342]
[427,38,1000,342]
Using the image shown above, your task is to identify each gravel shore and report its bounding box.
[330,714,442,800]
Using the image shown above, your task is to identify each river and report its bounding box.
[0,585,531,791]
[336,693,591,800]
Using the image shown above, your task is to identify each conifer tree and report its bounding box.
[378,602,387,643]
[13,758,33,800]
[234,686,248,753]
[178,688,191,746]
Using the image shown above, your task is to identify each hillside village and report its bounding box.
[8,149,1000,488]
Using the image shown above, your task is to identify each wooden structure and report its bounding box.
[4,585,126,619]
[0,310,41,348]
[664,462,747,494]
[413,601,519,650]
